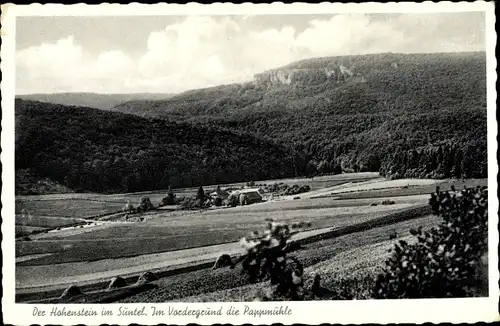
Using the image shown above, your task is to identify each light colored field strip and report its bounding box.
[280,177,385,200]
[307,179,443,199]
[15,253,54,263]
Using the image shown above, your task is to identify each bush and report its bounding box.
[180,195,210,209]
[262,183,311,196]
[60,285,84,300]
[180,197,196,209]
[373,186,488,298]
[123,201,135,213]
[136,271,158,285]
[138,197,155,211]
[213,221,308,300]
[161,196,175,206]
[196,186,205,202]
[214,197,223,207]
[161,187,176,206]
[332,164,343,175]
[227,192,240,207]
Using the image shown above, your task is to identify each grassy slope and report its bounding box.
[118,215,439,302]
[334,179,488,200]
[16,199,126,219]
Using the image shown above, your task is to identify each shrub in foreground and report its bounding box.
[374,186,488,298]
[213,220,311,300]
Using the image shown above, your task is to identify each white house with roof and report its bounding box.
[227,188,263,206]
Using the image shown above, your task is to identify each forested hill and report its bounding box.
[16,92,174,111]
[112,52,487,179]
[15,99,301,194]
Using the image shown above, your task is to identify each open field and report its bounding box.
[17,203,415,266]
[315,178,488,200]
[15,225,49,237]
[15,225,340,292]
[16,208,433,301]
[15,215,87,228]
[118,215,439,302]
[16,198,126,219]
[15,173,379,224]
[14,172,456,233]
[15,176,485,300]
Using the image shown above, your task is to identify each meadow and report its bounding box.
[15,174,486,301]
[16,202,415,266]
[331,179,488,200]
[118,215,439,302]
[15,198,125,219]
[14,173,380,235]
[15,215,87,229]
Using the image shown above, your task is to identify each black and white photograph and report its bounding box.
[1,2,498,324]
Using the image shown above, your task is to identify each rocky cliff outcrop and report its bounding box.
[253,65,354,88]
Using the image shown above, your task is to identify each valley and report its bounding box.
[13,51,489,303]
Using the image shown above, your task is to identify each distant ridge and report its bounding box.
[16,92,175,111]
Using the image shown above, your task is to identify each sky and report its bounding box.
[16,12,486,94]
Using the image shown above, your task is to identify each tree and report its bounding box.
[332,163,342,175]
[196,186,205,202]
[138,197,155,212]
[167,185,175,201]
[161,185,176,206]
[305,161,317,178]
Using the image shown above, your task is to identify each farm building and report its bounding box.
[227,188,263,206]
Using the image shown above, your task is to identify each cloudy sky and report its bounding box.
[16,12,485,94]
